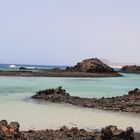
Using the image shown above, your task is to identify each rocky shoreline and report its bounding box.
[32,87,140,113]
[0,120,139,140]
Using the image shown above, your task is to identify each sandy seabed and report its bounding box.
[0,101,139,132]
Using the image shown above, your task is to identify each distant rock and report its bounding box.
[65,58,116,73]
[120,65,140,73]
[19,67,28,70]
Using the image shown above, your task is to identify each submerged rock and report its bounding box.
[32,87,140,113]
[66,58,116,73]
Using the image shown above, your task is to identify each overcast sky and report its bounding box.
[0,0,140,65]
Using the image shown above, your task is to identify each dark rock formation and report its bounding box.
[0,120,25,140]
[66,58,115,73]
[19,67,28,70]
[0,120,136,140]
[22,125,136,140]
[32,87,140,113]
[32,86,70,102]
[120,65,140,73]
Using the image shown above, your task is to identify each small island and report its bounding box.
[120,65,140,73]
[0,58,121,77]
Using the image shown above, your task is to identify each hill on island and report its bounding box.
[65,58,116,73]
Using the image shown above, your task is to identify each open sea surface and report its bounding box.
[0,63,66,71]
[0,64,139,131]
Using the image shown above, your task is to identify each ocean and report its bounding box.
[0,63,66,71]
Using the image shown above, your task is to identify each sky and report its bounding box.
[0,0,140,65]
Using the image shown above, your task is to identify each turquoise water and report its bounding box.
[0,73,140,131]
[0,73,140,98]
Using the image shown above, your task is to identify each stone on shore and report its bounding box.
[0,119,133,140]
[0,120,138,139]
[0,120,24,140]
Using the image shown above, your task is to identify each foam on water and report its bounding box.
[9,65,17,68]
[0,64,66,71]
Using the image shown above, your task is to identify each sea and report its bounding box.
[0,64,140,131]
[0,63,66,71]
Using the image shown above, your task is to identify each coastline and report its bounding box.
[0,70,122,77]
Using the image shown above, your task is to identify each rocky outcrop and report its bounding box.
[32,87,140,113]
[0,120,25,139]
[32,86,70,102]
[120,65,140,73]
[0,120,136,140]
[66,58,116,73]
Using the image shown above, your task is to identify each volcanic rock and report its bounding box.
[32,87,140,113]
[66,58,116,73]
[0,120,137,139]
[0,120,24,140]
[22,125,136,140]
[120,65,140,73]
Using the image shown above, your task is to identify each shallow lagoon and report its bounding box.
[0,73,140,131]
